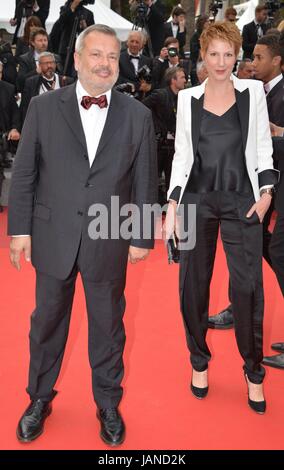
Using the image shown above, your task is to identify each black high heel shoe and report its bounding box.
[190,369,209,399]
[245,374,266,414]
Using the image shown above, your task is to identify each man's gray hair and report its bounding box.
[75,24,121,54]
[38,51,56,62]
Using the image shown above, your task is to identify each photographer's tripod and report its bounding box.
[63,14,80,77]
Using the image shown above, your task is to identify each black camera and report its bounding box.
[137,64,152,83]
[209,0,223,17]
[115,83,134,95]
[167,47,178,58]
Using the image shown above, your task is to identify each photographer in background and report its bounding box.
[152,36,188,89]
[54,0,94,76]
[134,0,166,57]
[164,6,187,58]
[0,62,21,212]
[0,30,18,86]
[10,1,50,45]
[116,31,153,100]
[17,28,63,92]
[143,67,186,204]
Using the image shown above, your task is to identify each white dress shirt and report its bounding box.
[264,73,283,95]
[76,80,111,168]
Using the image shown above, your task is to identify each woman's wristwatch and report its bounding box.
[260,187,274,197]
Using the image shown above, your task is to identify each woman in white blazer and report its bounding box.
[165,21,279,413]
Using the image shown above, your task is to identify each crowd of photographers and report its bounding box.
[0,1,284,211]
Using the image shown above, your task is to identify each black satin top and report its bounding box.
[186,103,252,193]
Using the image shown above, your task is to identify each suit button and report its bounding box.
[77,211,83,216]
[83,154,88,160]
[185,174,188,177]
[85,182,93,188]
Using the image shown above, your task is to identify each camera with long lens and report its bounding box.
[209,0,223,17]
[167,47,179,58]
[137,64,152,83]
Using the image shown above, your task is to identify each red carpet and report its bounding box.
[0,208,283,450]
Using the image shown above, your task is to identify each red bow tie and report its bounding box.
[81,95,108,110]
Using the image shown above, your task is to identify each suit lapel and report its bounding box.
[191,94,204,158]
[235,88,249,154]
[58,82,88,153]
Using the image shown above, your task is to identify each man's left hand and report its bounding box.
[128,246,149,264]
[8,129,20,141]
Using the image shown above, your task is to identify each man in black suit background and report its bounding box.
[143,67,186,202]
[9,24,157,446]
[242,5,268,59]
[20,51,74,123]
[116,31,153,100]
[152,36,188,89]
[54,0,95,76]
[10,0,50,45]
[163,6,186,58]
[0,70,21,212]
[142,0,166,57]
[17,28,62,92]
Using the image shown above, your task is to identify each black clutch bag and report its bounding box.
[166,233,180,264]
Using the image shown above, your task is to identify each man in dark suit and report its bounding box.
[142,0,166,57]
[10,0,50,44]
[20,51,74,123]
[0,77,21,212]
[55,0,95,76]
[242,5,268,59]
[143,67,186,202]
[163,6,186,57]
[8,24,157,446]
[17,28,62,92]
[116,31,153,100]
[0,31,18,86]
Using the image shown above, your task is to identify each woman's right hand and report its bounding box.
[163,200,178,241]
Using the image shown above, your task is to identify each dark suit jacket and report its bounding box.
[117,50,153,92]
[0,81,21,132]
[242,21,268,59]
[146,0,166,57]
[0,40,18,86]
[20,74,74,122]
[8,84,157,280]
[163,22,186,56]
[12,0,50,43]
[267,78,284,213]
[142,86,177,136]
[17,50,63,92]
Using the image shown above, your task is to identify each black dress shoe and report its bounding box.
[271,342,284,353]
[262,353,284,369]
[97,408,125,447]
[244,374,266,415]
[208,305,234,330]
[16,399,52,442]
